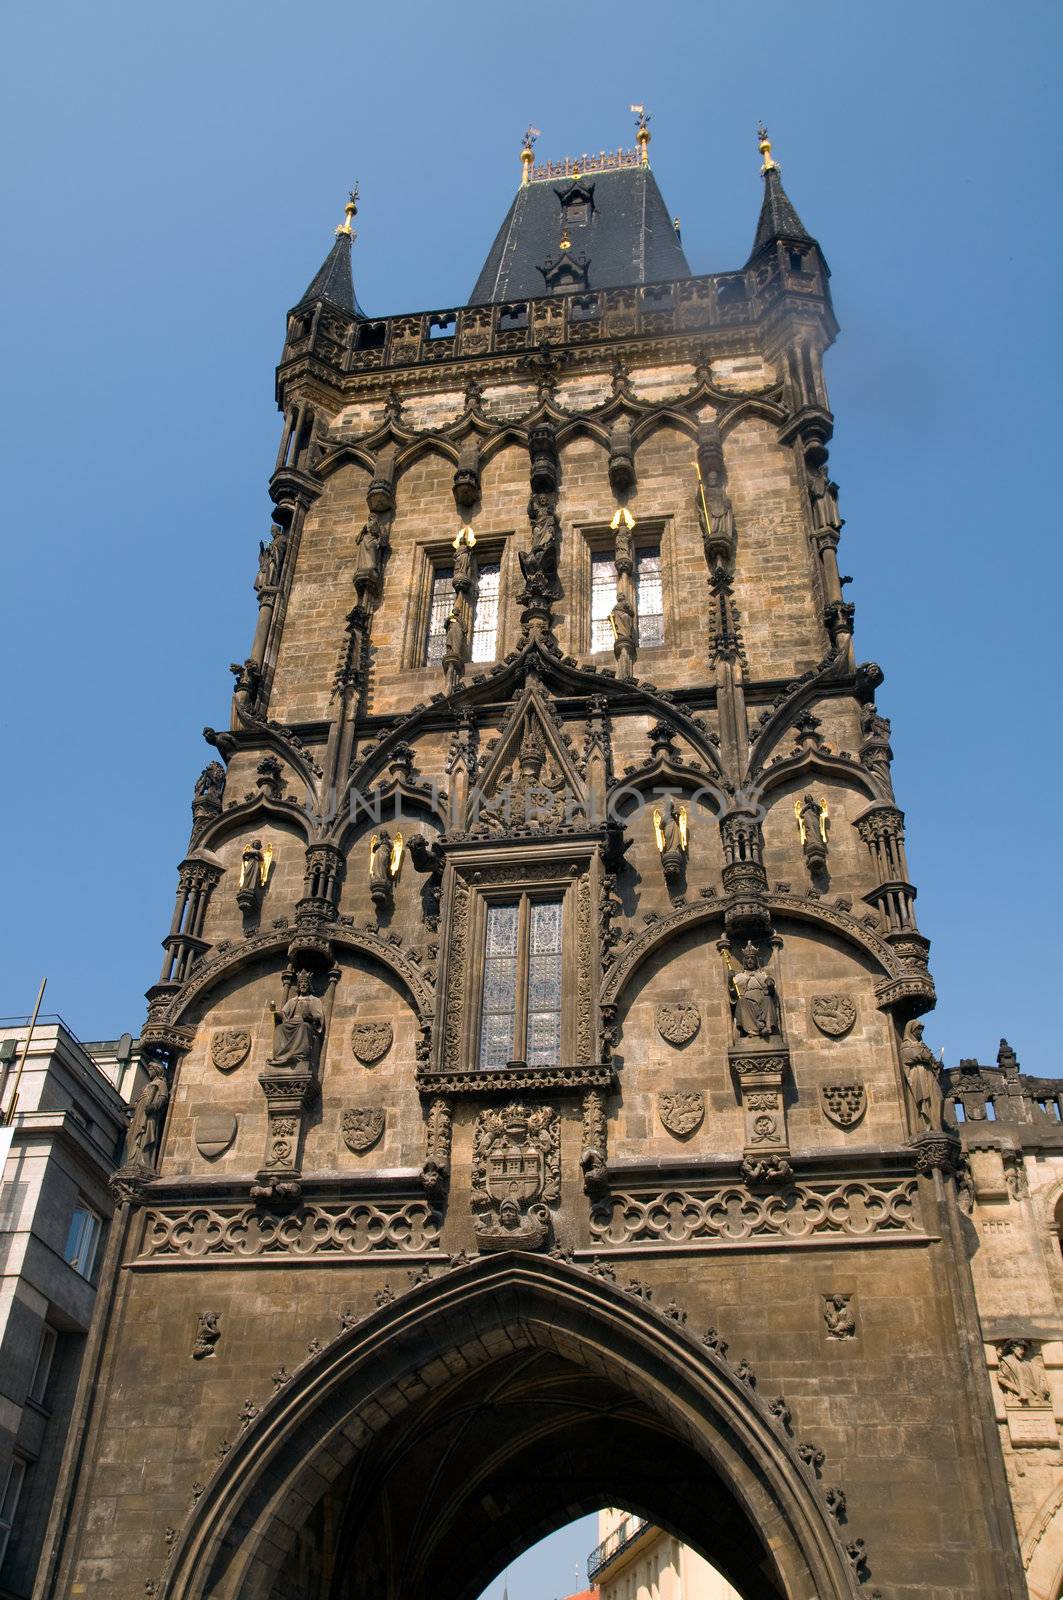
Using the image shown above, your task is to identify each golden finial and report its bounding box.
[521,126,541,186]
[631,104,651,166]
[336,184,359,237]
[559,225,572,253]
[757,124,777,174]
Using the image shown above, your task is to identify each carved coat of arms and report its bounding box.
[210,1029,251,1072]
[195,1112,237,1159]
[351,1021,393,1065]
[472,1103,559,1251]
[342,1107,385,1153]
[821,1083,866,1128]
[810,996,857,1038]
[655,1003,701,1047]
[658,1091,704,1138]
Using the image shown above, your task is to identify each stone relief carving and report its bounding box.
[191,1312,221,1359]
[421,1095,452,1195]
[580,1088,609,1199]
[351,1021,394,1066]
[820,1083,866,1129]
[195,1113,237,1159]
[823,1293,857,1339]
[591,1177,919,1247]
[210,1028,251,1072]
[810,995,856,1039]
[472,1103,559,1252]
[658,1091,705,1138]
[996,1340,1052,1407]
[655,1003,701,1047]
[139,1199,442,1262]
[342,1108,385,1154]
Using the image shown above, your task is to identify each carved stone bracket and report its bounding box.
[909,1129,961,1176]
[730,1046,792,1184]
[252,1071,316,1203]
[580,1088,609,1199]
[421,1094,452,1197]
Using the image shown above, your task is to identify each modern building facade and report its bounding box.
[24,118,1063,1599]
[0,1022,139,1600]
[590,1511,740,1600]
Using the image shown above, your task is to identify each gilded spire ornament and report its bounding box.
[631,104,651,165]
[521,126,540,186]
[336,184,359,238]
[757,123,777,173]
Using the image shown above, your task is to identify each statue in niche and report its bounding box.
[901,1020,944,1132]
[696,466,737,572]
[795,793,829,876]
[725,942,783,1044]
[353,512,388,590]
[519,493,560,584]
[236,838,272,914]
[369,829,403,908]
[823,1294,856,1340]
[124,1058,170,1171]
[653,796,688,884]
[997,1340,1052,1407]
[268,970,325,1071]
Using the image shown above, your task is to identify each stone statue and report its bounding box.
[452,529,477,592]
[194,762,225,803]
[997,1340,1052,1407]
[614,522,634,574]
[519,494,560,583]
[901,1020,944,1132]
[269,971,325,1071]
[807,460,841,532]
[728,943,783,1043]
[796,793,829,875]
[609,596,637,651]
[239,839,265,892]
[254,528,284,599]
[697,471,737,570]
[353,513,387,589]
[125,1058,169,1171]
[443,609,467,663]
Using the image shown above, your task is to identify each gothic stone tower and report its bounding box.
[36,125,1028,1600]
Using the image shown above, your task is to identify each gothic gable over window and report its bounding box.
[538,248,591,293]
[555,179,596,227]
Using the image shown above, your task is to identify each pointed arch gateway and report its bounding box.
[165,1254,858,1600]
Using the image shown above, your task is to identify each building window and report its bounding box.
[425,559,502,666]
[425,565,456,664]
[636,544,664,645]
[471,562,501,662]
[589,543,665,652]
[27,1325,57,1407]
[0,1457,26,1571]
[479,898,563,1069]
[63,1204,102,1280]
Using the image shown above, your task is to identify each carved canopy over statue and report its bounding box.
[269,970,325,1070]
[726,942,783,1043]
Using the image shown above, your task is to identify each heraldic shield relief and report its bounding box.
[472,1103,560,1252]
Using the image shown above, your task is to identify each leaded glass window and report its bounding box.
[425,566,455,663]
[591,552,618,652]
[471,561,501,662]
[636,544,664,646]
[478,896,564,1068]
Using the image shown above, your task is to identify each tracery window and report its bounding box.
[479,897,563,1069]
[425,565,455,663]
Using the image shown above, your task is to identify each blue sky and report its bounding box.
[1,2,1059,1579]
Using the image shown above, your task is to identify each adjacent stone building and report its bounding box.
[0,1021,140,1600]
[590,1510,740,1599]
[26,118,1063,1598]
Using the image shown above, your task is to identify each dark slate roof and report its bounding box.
[470,165,691,305]
[749,165,813,256]
[296,231,364,317]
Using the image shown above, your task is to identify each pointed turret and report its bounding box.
[294,188,365,317]
[746,126,821,266]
